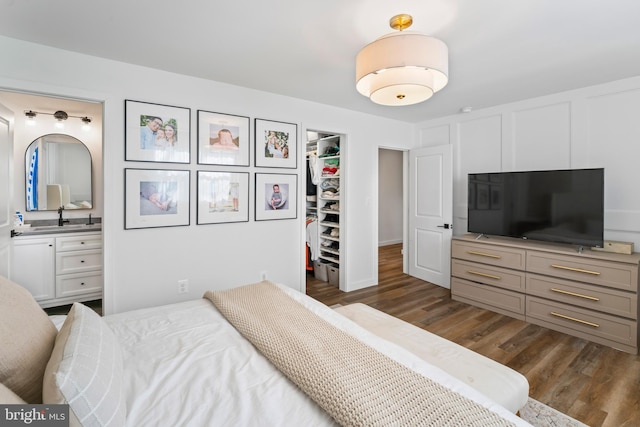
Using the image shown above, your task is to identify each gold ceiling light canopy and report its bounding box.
[356,13,449,107]
[389,13,413,31]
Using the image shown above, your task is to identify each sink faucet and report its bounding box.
[57,206,69,226]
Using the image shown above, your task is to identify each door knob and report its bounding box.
[437,224,451,229]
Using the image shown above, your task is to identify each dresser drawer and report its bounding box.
[526,296,637,350]
[451,277,525,319]
[56,233,102,252]
[56,250,102,274]
[527,251,637,291]
[526,273,637,319]
[452,259,525,291]
[56,271,103,297]
[452,240,526,270]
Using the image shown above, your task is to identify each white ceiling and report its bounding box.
[1,0,639,123]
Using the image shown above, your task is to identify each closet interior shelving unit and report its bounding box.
[306,130,344,288]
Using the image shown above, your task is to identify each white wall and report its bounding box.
[416,76,640,250]
[378,148,403,246]
[0,36,415,314]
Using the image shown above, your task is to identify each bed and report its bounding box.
[0,275,531,426]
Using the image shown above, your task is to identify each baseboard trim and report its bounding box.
[378,239,402,247]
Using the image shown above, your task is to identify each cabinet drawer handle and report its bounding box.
[80,260,85,263]
[551,288,600,301]
[467,270,501,280]
[467,250,501,259]
[551,264,600,275]
[80,282,85,286]
[550,311,600,328]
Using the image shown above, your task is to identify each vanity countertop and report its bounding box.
[14,219,102,236]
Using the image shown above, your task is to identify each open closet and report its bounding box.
[305,130,344,289]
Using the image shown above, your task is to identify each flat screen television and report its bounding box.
[467,168,604,248]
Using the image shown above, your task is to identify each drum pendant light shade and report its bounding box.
[356,16,449,106]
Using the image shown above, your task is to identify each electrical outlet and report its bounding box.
[260,271,268,281]
[178,279,189,294]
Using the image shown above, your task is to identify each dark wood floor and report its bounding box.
[306,244,640,427]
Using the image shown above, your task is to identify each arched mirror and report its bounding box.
[25,133,93,211]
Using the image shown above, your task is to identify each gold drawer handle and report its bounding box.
[467,270,501,280]
[551,264,601,276]
[550,312,600,328]
[551,288,600,301]
[467,250,501,259]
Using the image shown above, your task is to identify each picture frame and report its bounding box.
[255,173,297,221]
[197,171,249,224]
[254,118,297,168]
[125,168,190,229]
[197,110,250,166]
[125,100,191,163]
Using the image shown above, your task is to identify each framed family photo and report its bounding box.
[125,168,190,229]
[254,119,297,168]
[197,171,249,224]
[125,100,191,163]
[197,110,250,166]
[255,173,297,221]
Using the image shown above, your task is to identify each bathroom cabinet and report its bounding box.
[12,231,102,308]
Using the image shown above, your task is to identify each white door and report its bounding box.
[408,145,452,288]
[0,103,14,277]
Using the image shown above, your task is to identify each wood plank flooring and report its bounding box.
[306,244,640,427]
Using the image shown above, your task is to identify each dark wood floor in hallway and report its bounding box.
[306,243,640,427]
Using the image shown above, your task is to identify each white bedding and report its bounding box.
[105,284,531,426]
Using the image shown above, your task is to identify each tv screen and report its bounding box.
[467,168,604,248]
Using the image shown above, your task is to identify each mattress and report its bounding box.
[334,303,530,414]
[104,285,531,426]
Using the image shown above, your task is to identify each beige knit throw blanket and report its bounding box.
[205,281,516,427]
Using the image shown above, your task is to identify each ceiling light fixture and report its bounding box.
[23,109,92,130]
[81,116,92,131]
[25,110,37,126]
[53,110,68,129]
[356,14,449,106]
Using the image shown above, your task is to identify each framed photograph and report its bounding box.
[125,100,191,163]
[255,173,297,221]
[197,171,249,224]
[197,110,250,166]
[125,168,190,229]
[254,118,297,168]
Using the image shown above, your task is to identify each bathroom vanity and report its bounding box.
[12,223,102,308]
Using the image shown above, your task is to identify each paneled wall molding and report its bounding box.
[510,101,571,171]
[416,75,640,248]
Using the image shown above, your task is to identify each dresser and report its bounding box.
[451,234,640,354]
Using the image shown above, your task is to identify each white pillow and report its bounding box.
[43,303,126,427]
[0,382,26,404]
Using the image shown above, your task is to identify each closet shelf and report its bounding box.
[319,221,339,227]
[319,255,339,263]
[321,248,340,256]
